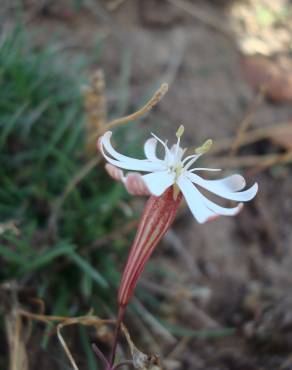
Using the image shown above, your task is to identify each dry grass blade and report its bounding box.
[18,309,115,370]
[57,322,79,370]
[5,310,29,370]
[210,121,292,155]
[18,308,115,326]
[2,283,29,370]
[208,151,292,169]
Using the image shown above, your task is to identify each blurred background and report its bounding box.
[1,0,292,369]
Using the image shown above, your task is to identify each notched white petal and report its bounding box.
[144,137,161,162]
[187,173,258,202]
[204,197,243,216]
[222,174,246,191]
[100,131,166,172]
[177,175,216,223]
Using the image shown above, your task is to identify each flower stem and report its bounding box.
[112,360,133,370]
[109,306,126,368]
[92,343,110,369]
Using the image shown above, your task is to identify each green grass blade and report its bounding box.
[68,251,108,289]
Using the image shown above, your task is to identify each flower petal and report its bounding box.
[124,173,151,196]
[203,196,243,216]
[189,168,221,173]
[176,175,216,223]
[187,173,258,201]
[208,174,247,191]
[144,137,162,162]
[142,171,175,196]
[105,163,124,182]
[100,131,166,172]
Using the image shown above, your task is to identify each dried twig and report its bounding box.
[230,88,265,156]
[207,151,292,169]
[57,322,79,370]
[18,309,115,370]
[4,289,29,370]
[85,82,168,143]
[103,83,168,133]
[210,121,292,155]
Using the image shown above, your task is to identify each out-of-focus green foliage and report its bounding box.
[0,27,130,319]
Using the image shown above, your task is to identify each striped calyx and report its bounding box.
[118,186,183,307]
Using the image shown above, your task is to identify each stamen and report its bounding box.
[175,125,185,159]
[151,133,171,161]
[184,155,201,171]
[195,139,213,154]
[182,154,199,165]
[176,125,185,138]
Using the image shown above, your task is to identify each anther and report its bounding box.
[195,139,213,154]
[176,125,185,138]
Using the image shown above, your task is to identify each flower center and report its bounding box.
[167,125,213,180]
[173,163,184,180]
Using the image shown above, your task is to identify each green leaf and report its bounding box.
[68,251,109,288]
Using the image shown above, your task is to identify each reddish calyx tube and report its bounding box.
[118,186,183,308]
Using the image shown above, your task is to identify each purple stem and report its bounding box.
[92,343,110,369]
[109,306,126,368]
[112,360,133,370]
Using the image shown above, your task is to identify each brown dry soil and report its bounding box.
[6,1,292,369]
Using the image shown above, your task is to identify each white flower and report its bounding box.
[98,127,258,224]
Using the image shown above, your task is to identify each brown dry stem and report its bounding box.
[207,151,292,169]
[6,307,29,370]
[101,83,169,133]
[18,308,115,370]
